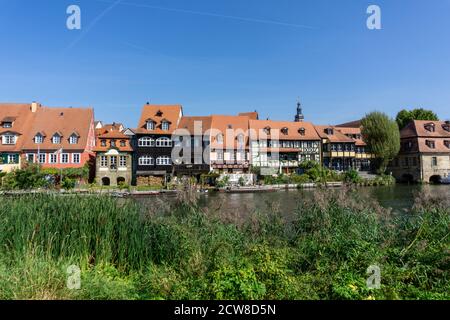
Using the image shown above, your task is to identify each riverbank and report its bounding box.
[0,188,448,300]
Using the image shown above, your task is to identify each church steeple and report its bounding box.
[295,100,304,122]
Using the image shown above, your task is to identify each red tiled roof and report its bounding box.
[21,106,94,151]
[314,125,354,143]
[136,104,182,134]
[0,103,36,152]
[249,120,320,141]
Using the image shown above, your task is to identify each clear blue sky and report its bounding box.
[1,0,449,128]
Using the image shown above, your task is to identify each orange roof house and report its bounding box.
[136,104,182,135]
[0,103,37,172]
[21,103,95,169]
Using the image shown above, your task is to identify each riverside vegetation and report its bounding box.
[0,186,448,300]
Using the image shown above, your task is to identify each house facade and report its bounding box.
[389,120,450,183]
[249,119,321,174]
[335,127,375,172]
[94,123,134,186]
[208,115,251,174]
[314,125,356,171]
[0,103,36,173]
[134,104,182,186]
[20,104,95,172]
[172,116,212,178]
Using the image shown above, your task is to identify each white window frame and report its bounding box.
[146,121,155,130]
[100,156,108,167]
[49,153,57,164]
[139,155,154,166]
[138,137,155,147]
[156,137,172,147]
[3,134,16,145]
[156,156,171,166]
[69,135,78,144]
[61,153,69,164]
[38,153,46,164]
[27,153,35,163]
[2,122,12,128]
[119,155,127,167]
[34,134,43,144]
[161,121,170,131]
[72,153,81,164]
[52,135,61,144]
[7,154,17,164]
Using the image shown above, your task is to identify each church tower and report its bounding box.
[294,100,304,122]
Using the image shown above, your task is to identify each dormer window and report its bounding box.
[69,134,78,144]
[101,139,106,147]
[298,127,306,136]
[281,127,289,135]
[227,124,233,129]
[52,134,62,144]
[443,122,450,132]
[264,127,271,135]
[325,128,334,135]
[34,134,44,144]
[161,121,170,131]
[424,123,435,132]
[110,140,116,147]
[120,140,126,147]
[425,140,435,149]
[2,134,16,145]
[2,122,12,128]
[156,110,163,117]
[146,121,155,130]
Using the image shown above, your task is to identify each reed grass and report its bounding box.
[0,188,448,300]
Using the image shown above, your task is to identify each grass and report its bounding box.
[0,187,448,300]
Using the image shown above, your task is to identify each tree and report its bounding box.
[361,112,400,174]
[395,108,438,129]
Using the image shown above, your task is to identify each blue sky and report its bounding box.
[1,0,449,128]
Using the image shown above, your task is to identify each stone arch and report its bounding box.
[117,177,126,186]
[429,175,441,184]
[101,177,110,186]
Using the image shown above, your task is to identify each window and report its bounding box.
[100,156,108,167]
[34,134,43,144]
[119,155,127,167]
[161,121,170,131]
[281,127,288,135]
[52,135,61,144]
[49,154,57,164]
[27,154,35,163]
[403,157,409,167]
[228,151,235,161]
[3,134,16,145]
[216,134,223,144]
[2,122,12,128]
[38,153,46,164]
[138,137,154,147]
[120,140,126,147]
[424,123,435,132]
[72,153,81,164]
[7,154,18,164]
[61,153,69,164]
[156,137,172,147]
[216,150,224,161]
[156,156,171,165]
[69,135,78,144]
[444,140,450,149]
[139,156,154,166]
[146,121,155,130]
[298,128,305,136]
[110,140,116,147]
[101,140,106,147]
[110,156,117,169]
[263,127,271,135]
[432,157,438,167]
[425,140,435,149]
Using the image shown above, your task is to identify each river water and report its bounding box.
[135,185,450,218]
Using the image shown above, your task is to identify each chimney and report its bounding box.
[31,101,40,112]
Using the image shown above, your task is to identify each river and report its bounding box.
[135,185,450,218]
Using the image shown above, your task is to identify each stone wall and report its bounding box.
[421,154,450,182]
[136,175,164,186]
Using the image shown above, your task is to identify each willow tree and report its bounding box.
[361,112,400,174]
